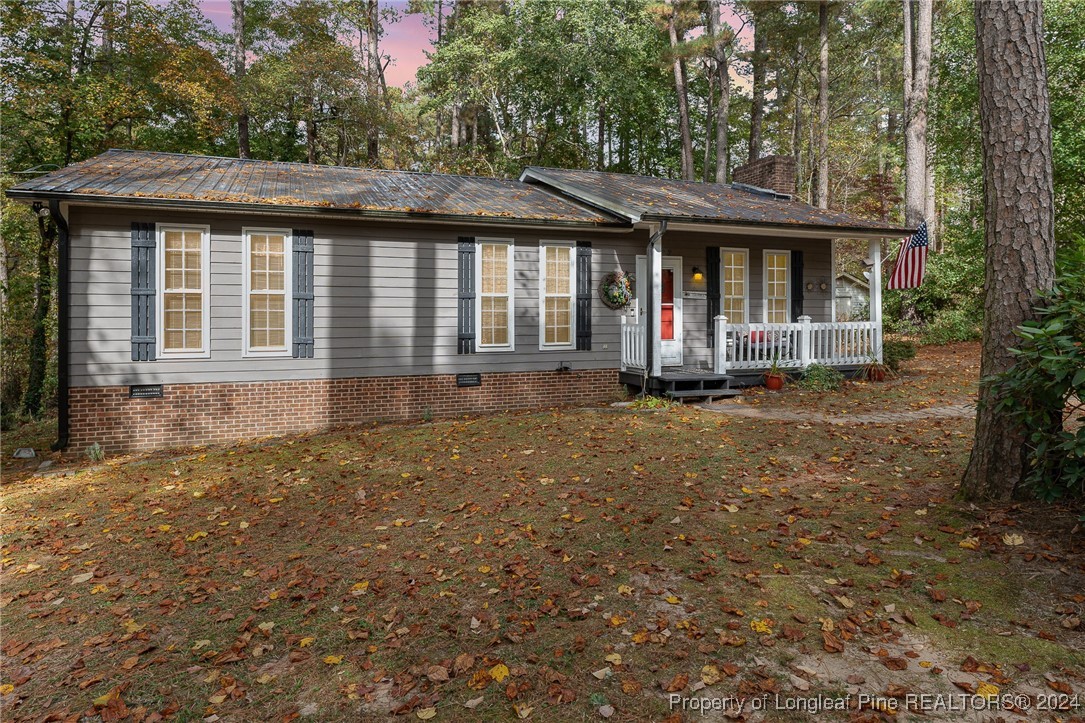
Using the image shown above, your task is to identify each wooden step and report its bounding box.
[665,388,742,401]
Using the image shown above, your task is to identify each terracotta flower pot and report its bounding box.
[866,367,887,382]
[764,373,785,391]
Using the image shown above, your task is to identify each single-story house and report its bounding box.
[835,271,871,320]
[7,150,909,452]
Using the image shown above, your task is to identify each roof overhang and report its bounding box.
[638,218,911,240]
[5,190,635,231]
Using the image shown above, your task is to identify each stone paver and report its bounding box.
[699,400,975,425]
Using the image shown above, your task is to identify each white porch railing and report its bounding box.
[620,312,647,371]
[620,313,881,375]
[713,315,880,373]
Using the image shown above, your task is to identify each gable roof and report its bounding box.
[520,166,910,235]
[6,149,622,227]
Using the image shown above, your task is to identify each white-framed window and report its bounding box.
[764,249,791,323]
[476,238,515,351]
[539,242,575,349]
[720,248,748,324]
[243,228,292,357]
[157,224,211,358]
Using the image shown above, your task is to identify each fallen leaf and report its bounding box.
[490,663,510,682]
[323,655,343,665]
[416,707,437,720]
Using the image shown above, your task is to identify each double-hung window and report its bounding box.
[477,239,514,350]
[764,250,791,323]
[539,243,575,348]
[243,229,292,356]
[158,225,210,358]
[721,249,748,324]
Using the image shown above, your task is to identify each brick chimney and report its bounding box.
[731,155,797,198]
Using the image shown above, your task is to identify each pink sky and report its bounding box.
[196,1,749,89]
[197,0,436,88]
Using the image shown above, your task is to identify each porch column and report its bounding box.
[649,226,664,378]
[868,238,883,362]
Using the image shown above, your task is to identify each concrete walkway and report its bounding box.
[699,400,976,425]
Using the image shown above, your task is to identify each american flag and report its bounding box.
[887,221,929,289]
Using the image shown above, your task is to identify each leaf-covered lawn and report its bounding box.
[2,344,1083,722]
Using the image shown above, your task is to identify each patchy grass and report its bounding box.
[1,345,1083,722]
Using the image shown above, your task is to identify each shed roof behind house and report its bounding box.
[520,166,910,235]
[7,149,621,226]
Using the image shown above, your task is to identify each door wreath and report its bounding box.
[599,270,634,309]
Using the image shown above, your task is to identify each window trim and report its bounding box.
[762,249,792,324]
[475,237,516,352]
[719,247,749,325]
[156,223,211,359]
[538,241,576,350]
[242,227,293,358]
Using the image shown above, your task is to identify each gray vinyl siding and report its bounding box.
[68,207,647,387]
[68,207,836,386]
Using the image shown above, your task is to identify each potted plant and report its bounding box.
[858,352,893,382]
[764,356,786,391]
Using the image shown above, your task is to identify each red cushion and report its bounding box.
[749,330,765,343]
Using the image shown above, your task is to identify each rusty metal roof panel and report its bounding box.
[9,150,622,226]
[521,167,910,234]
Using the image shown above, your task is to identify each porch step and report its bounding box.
[666,388,742,402]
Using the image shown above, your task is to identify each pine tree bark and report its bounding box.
[815,1,829,209]
[961,0,1056,501]
[364,0,382,164]
[707,0,730,183]
[903,0,932,227]
[231,0,250,158]
[747,7,766,164]
[668,12,695,181]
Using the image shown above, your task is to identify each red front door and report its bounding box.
[661,269,675,341]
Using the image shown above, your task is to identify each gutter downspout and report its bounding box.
[49,200,70,451]
[644,220,667,392]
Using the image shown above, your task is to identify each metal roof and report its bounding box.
[520,166,911,235]
[6,150,622,227]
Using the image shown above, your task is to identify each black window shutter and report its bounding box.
[790,250,804,321]
[292,230,315,358]
[575,242,592,351]
[706,246,720,345]
[131,222,156,361]
[457,238,476,354]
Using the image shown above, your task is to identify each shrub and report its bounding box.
[991,269,1085,501]
[85,442,105,462]
[882,339,917,373]
[920,305,983,345]
[629,395,675,410]
[796,364,845,392]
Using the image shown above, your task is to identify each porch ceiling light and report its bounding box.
[691,266,703,282]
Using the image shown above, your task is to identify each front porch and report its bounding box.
[619,233,885,397]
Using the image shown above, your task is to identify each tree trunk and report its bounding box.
[961,0,1056,501]
[23,213,57,417]
[451,104,460,148]
[364,0,382,164]
[703,68,713,183]
[668,12,695,181]
[232,0,250,158]
[306,111,318,164]
[903,0,932,227]
[815,0,829,209]
[707,0,730,183]
[747,7,766,164]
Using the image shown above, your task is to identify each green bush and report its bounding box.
[796,364,846,392]
[882,339,917,373]
[991,269,1085,501]
[920,305,983,345]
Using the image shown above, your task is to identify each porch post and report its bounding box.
[798,314,812,367]
[714,315,728,374]
[648,222,665,378]
[868,238,883,362]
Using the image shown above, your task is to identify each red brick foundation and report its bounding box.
[68,369,621,453]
